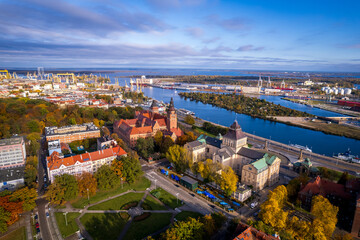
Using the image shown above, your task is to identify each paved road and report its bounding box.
[36,137,59,240]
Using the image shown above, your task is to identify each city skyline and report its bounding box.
[0,0,359,71]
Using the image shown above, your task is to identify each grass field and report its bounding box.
[124,213,172,240]
[55,212,81,238]
[192,126,216,138]
[0,226,26,240]
[88,192,144,210]
[71,177,150,208]
[141,195,167,210]
[80,213,128,240]
[175,211,203,222]
[151,188,183,209]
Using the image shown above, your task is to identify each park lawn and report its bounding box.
[124,213,172,240]
[54,212,81,238]
[71,176,150,208]
[151,188,183,209]
[175,211,203,222]
[0,226,26,240]
[80,213,128,240]
[88,192,144,210]
[142,195,167,210]
[192,126,216,138]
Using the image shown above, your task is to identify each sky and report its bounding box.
[0,0,359,71]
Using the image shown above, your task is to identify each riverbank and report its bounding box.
[282,97,360,117]
[273,116,360,140]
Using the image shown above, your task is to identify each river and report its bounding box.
[107,75,360,157]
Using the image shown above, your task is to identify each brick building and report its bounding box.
[45,122,100,143]
[113,98,183,147]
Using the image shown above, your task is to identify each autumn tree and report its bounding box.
[311,195,338,239]
[0,207,10,233]
[184,115,195,125]
[201,214,216,238]
[259,185,288,231]
[101,126,110,136]
[119,155,143,183]
[47,174,79,205]
[154,131,163,150]
[219,166,238,196]
[77,172,97,198]
[10,187,37,211]
[166,145,190,173]
[111,159,124,178]
[286,216,311,240]
[161,217,205,240]
[95,165,120,190]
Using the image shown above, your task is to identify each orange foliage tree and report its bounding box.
[76,172,97,198]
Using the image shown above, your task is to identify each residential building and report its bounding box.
[45,122,100,143]
[113,98,183,147]
[185,120,280,190]
[232,184,252,202]
[46,146,126,182]
[97,136,117,150]
[0,167,25,191]
[241,154,281,191]
[232,223,279,240]
[0,136,26,169]
[48,139,61,156]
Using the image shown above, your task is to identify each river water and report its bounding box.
[107,75,360,157]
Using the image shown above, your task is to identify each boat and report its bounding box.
[178,108,195,115]
[333,149,359,163]
[289,144,312,152]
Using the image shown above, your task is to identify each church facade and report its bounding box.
[114,98,183,147]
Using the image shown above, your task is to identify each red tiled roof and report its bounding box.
[48,146,126,171]
[233,223,279,240]
[170,128,183,137]
[299,176,352,199]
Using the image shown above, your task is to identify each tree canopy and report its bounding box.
[47,174,79,205]
[95,165,120,190]
[166,145,190,173]
[119,155,143,184]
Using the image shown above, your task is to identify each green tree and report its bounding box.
[184,115,195,125]
[337,172,349,185]
[161,217,205,240]
[135,138,154,159]
[166,145,190,173]
[219,166,238,196]
[119,155,143,183]
[154,131,163,149]
[160,136,174,154]
[47,174,79,205]
[27,120,41,133]
[0,206,10,233]
[95,165,120,190]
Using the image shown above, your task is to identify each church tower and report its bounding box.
[167,98,177,130]
[150,100,159,114]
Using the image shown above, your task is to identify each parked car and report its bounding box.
[46,212,49,218]
[250,202,258,209]
[36,223,39,228]
[37,228,40,233]
[34,214,38,220]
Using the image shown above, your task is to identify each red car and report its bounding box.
[36,223,39,228]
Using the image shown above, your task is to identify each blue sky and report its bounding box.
[0,0,359,71]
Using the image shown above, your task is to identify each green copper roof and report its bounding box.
[197,134,205,140]
[251,158,268,172]
[198,139,206,144]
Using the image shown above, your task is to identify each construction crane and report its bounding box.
[0,70,10,79]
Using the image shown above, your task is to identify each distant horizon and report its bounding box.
[3,66,360,74]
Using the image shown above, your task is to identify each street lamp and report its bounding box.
[121,178,123,189]
[176,193,179,204]
[63,212,68,226]
[87,188,89,201]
